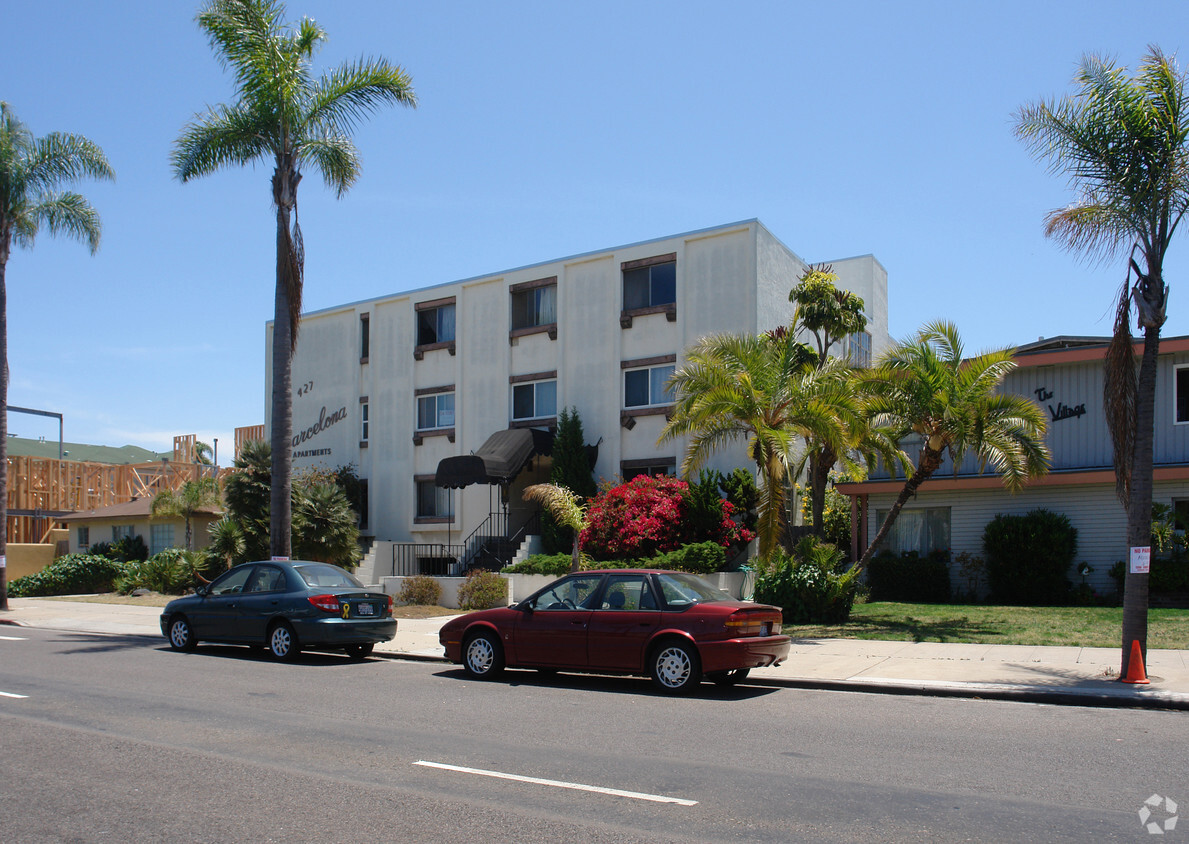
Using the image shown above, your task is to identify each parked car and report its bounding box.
[160,560,396,660]
[439,569,790,693]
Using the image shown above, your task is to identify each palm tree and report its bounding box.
[856,322,1050,571]
[151,477,222,551]
[523,483,588,573]
[292,482,359,567]
[1016,47,1189,678]
[172,0,416,560]
[0,102,114,610]
[660,331,862,559]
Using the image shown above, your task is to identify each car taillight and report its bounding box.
[725,612,779,637]
[309,594,341,613]
[385,595,394,614]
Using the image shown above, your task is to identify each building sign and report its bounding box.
[1034,387,1086,422]
[292,404,348,460]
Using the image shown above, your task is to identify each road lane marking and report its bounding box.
[0,635,27,640]
[414,760,698,806]
[0,690,29,699]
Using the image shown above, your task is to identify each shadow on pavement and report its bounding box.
[432,666,781,700]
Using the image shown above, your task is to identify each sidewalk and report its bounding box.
[3,597,1187,710]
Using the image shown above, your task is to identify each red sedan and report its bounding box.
[438,569,790,693]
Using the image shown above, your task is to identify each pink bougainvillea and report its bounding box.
[580,474,753,561]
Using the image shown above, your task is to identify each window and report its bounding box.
[360,313,370,363]
[511,279,557,330]
[624,364,675,408]
[525,574,603,611]
[417,392,455,430]
[1177,365,1189,424]
[416,479,453,520]
[77,526,89,551]
[112,525,135,543]
[621,458,676,478]
[150,524,175,556]
[512,379,556,421]
[846,331,872,368]
[210,565,253,596]
[245,565,286,593]
[874,507,951,555]
[360,401,370,442]
[623,258,676,310]
[598,574,657,611]
[416,299,456,347]
[1173,499,1189,532]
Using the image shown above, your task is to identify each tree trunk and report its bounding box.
[809,445,835,537]
[1120,324,1160,677]
[269,162,298,560]
[855,447,944,573]
[570,533,580,574]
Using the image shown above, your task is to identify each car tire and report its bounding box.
[268,621,301,662]
[708,668,750,687]
[345,643,374,660]
[650,639,701,694]
[463,630,504,680]
[167,614,197,652]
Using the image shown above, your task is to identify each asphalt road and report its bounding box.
[1,628,1186,843]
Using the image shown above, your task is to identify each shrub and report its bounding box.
[1111,552,1189,595]
[502,554,574,576]
[397,575,443,606]
[115,549,200,595]
[983,509,1076,604]
[457,569,508,610]
[867,549,952,603]
[644,541,725,574]
[110,535,149,563]
[9,554,127,597]
[753,536,859,624]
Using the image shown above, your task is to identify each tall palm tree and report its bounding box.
[172,0,416,560]
[857,322,1050,571]
[660,331,862,559]
[1015,48,1189,676]
[0,102,113,610]
[151,477,222,551]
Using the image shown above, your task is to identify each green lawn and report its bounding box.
[784,602,1189,649]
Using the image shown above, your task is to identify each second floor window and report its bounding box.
[1177,365,1189,424]
[417,392,455,430]
[416,479,453,519]
[624,364,675,408]
[512,379,556,421]
[360,402,370,441]
[623,260,676,309]
[511,282,557,330]
[417,302,455,346]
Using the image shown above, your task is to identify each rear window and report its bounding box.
[294,564,363,589]
[655,572,732,608]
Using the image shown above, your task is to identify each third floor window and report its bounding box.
[417,302,455,346]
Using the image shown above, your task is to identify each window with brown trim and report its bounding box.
[510,276,557,339]
[415,296,456,358]
[621,253,677,327]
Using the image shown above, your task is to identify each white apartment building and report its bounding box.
[265,219,889,575]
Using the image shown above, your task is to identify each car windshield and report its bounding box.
[655,572,733,608]
[294,563,363,589]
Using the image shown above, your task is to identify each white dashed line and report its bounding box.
[0,635,27,640]
[414,760,698,806]
[0,690,29,699]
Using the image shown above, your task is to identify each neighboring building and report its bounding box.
[267,219,890,575]
[838,334,1189,595]
[62,498,222,556]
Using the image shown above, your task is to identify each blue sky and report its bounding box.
[3,0,1188,457]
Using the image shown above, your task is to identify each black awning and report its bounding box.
[435,427,554,489]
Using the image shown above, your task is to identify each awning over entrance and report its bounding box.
[435,427,554,489]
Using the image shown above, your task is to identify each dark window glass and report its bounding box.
[1178,368,1189,423]
[623,267,651,309]
[360,315,370,360]
[513,384,535,419]
[624,370,649,407]
[649,262,676,305]
[417,305,455,345]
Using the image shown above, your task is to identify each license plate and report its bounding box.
[357,602,375,616]
[761,622,771,637]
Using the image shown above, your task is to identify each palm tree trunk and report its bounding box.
[856,447,944,572]
[269,163,298,560]
[571,533,580,574]
[809,445,835,536]
[1120,324,1159,677]
[0,243,8,610]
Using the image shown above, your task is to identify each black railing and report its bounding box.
[389,543,464,577]
[387,511,543,578]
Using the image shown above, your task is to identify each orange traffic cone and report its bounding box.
[1121,639,1150,685]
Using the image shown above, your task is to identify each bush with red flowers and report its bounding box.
[579,474,754,561]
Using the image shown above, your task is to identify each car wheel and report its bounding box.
[167,614,197,652]
[650,639,701,693]
[708,668,750,687]
[268,621,300,662]
[345,643,374,660]
[463,630,504,679]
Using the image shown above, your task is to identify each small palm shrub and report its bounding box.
[115,549,200,595]
[397,575,443,606]
[457,569,508,610]
[8,554,127,597]
[753,536,859,624]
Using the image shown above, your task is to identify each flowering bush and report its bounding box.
[580,475,753,561]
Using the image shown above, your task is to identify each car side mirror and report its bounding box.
[195,584,210,597]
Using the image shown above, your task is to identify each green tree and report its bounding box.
[660,331,858,559]
[173,0,416,561]
[542,407,595,554]
[0,102,114,610]
[523,483,587,573]
[857,322,1050,571]
[151,477,222,551]
[1015,47,1189,677]
[205,516,245,573]
[293,482,360,567]
[222,439,272,561]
